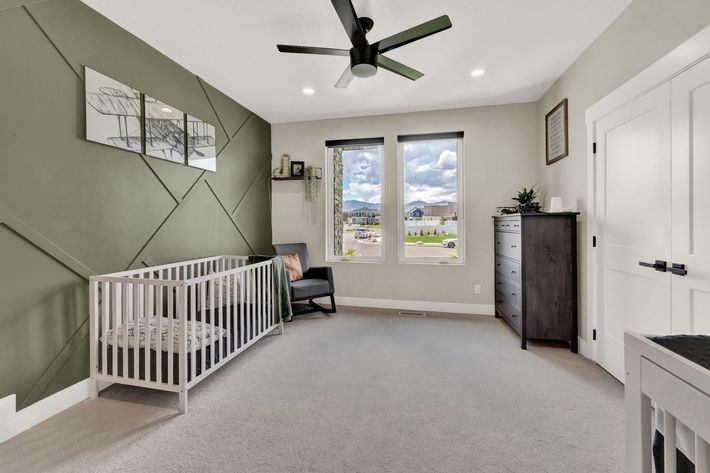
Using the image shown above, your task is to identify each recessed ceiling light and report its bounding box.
[302,86,315,96]
[161,107,173,113]
[470,68,486,78]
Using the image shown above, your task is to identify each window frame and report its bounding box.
[325,139,386,263]
[397,134,465,265]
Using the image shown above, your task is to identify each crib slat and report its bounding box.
[123,284,130,378]
[102,281,109,378]
[133,283,139,380]
[217,272,223,363]
[259,265,264,333]
[190,283,196,383]
[167,281,174,386]
[240,271,245,347]
[144,279,151,382]
[697,434,710,473]
[201,280,207,377]
[664,411,677,473]
[247,268,252,342]
[112,283,119,378]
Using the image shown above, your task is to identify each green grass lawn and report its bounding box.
[404,234,457,244]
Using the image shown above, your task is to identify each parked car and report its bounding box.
[355,228,369,239]
[442,238,457,248]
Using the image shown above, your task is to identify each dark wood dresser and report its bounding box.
[493,213,579,352]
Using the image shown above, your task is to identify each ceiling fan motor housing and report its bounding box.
[350,45,378,78]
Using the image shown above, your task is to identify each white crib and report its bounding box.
[89,255,283,413]
[625,332,710,472]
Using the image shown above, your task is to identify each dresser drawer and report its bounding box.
[495,275,522,308]
[495,231,521,260]
[498,217,521,233]
[495,291,522,333]
[495,256,521,286]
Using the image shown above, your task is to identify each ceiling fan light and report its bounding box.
[302,86,315,95]
[470,67,486,78]
[351,63,377,78]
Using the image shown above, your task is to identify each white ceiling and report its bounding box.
[81,0,632,123]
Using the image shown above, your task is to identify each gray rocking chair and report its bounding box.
[273,243,336,316]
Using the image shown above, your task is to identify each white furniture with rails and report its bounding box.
[89,255,282,413]
[625,331,710,472]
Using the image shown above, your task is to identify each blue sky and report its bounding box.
[340,140,458,205]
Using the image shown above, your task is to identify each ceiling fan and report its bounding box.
[276,0,452,88]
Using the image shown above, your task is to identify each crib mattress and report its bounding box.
[651,334,710,371]
[99,304,267,383]
[100,316,227,353]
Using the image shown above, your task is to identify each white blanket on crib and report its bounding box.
[100,316,227,353]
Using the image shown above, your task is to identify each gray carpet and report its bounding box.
[0,308,624,473]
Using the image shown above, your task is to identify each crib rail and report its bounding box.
[625,332,710,473]
[89,256,278,412]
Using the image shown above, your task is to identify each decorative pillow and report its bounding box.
[283,253,304,281]
[206,272,242,310]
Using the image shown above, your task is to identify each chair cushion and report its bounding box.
[283,253,304,281]
[273,243,310,273]
[291,278,331,300]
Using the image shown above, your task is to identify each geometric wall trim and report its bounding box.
[0,0,272,409]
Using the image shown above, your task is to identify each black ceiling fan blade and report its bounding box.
[377,55,424,81]
[277,45,350,56]
[335,65,355,88]
[330,0,368,47]
[374,15,452,54]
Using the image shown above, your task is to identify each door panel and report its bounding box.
[671,58,710,334]
[595,83,672,381]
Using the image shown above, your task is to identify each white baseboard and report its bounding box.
[0,378,97,444]
[331,295,495,316]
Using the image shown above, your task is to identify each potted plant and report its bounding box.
[304,165,319,203]
[512,186,541,213]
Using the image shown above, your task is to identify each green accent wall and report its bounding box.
[0,0,272,409]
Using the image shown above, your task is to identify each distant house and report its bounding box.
[407,207,424,219]
[423,202,457,219]
[348,207,380,225]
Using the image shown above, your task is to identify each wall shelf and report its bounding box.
[271,176,322,181]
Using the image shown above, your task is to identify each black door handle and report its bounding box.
[670,263,687,276]
[639,260,667,272]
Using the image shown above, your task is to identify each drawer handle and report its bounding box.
[514,224,519,228]
[496,281,502,285]
[511,270,516,274]
[511,244,517,248]
[511,292,517,296]
[511,313,518,318]
[496,263,501,267]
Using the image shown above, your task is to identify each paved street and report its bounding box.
[342,232,456,259]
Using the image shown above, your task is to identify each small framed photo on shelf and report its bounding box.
[290,160,305,177]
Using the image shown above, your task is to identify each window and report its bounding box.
[325,138,384,262]
[398,132,464,264]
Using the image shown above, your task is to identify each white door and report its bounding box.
[671,59,710,335]
[594,83,672,381]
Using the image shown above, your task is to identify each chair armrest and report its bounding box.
[304,266,335,292]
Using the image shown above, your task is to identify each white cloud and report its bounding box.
[346,182,381,204]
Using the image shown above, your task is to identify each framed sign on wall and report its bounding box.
[545,98,569,165]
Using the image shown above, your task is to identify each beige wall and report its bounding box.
[538,0,710,340]
[272,0,710,333]
[272,104,540,308]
